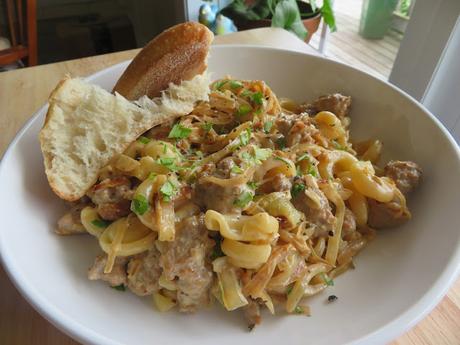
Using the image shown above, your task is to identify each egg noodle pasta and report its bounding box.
[57,76,421,328]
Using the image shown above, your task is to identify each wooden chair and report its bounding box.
[0,0,37,67]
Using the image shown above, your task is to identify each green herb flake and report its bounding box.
[241,152,252,162]
[247,181,258,190]
[230,80,243,89]
[320,273,334,286]
[253,147,272,163]
[111,284,126,292]
[297,153,310,163]
[137,136,151,144]
[239,128,252,146]
[159,180,177,202]
[237,104,252,117]
[231,165,244,174]
[214,80,228,91]
[294,306,304,314]
[263,121,273,134]
[233,191,253,208]
[241,90,253,98]
[91,219,110,228]
[286,285,294,295]
[291,183,305,198]
[168,124,192,140]
[131,194,149,215]
[148,172,157,180]
[251,91,264,105]
[202,122,213,132]
[276,136,287,150]
[157,157,181,172]
[308,166,318,177]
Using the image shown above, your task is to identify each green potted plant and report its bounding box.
[220,0,336,42]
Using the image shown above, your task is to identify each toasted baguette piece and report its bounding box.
[40,73,210,201]
[113,22,213,100]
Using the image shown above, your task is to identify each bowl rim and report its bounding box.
[1,45,459,345]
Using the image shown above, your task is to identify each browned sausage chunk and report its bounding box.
[127,248,162,296]
[368,198,411,229]
[87,177,134,220]
[157,215,214,312]
[312,93,352,119]
[384,160,422,196]
[88,255,128,287]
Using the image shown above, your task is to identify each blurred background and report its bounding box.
[0,0,411,79]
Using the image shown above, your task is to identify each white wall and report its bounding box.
[390,0,460,143]
[423,16,460,142]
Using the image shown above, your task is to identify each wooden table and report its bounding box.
[0,27,459,345]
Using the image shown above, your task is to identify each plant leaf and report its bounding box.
[220,0,270,21]
[271,0,307,40]
[321,0,337,32]
[289,18,308,40]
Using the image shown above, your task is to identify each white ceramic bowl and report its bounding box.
[1,46,460,345]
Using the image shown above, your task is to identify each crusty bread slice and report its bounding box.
[40,73,210,201]
[113,22,213,100]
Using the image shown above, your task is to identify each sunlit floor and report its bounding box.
[309,0,403,80]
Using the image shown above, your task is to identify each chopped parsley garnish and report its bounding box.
[291,183,305,198]
[253,147,272,163]
[159,180,177,202]
[251,91,264,105]
[131,194,149,215]
[91,219,110,228]
[286,285,294,295]
[308,166,318,177]
[294,306,304,314]
[202,122,213,132]
[320,273,334,286]
[157,157,181,172]
[237,104,252,116]
[296,153,318,177]
[247,181,258,190]
[297,153,310,163]
[241,152,252,162]
[276,136,287,149]
[231,165,244,174]
[239,128,251,146]
[233,191,253,208]
[168,124,191,139]
[137,136,151,144]
[213,80,228,90]
[241,89,252,98]
[111,284,125,292]
[263,121,273,134]
[241,147,271,165]
[148,172,157,180]
[230,80,243,89]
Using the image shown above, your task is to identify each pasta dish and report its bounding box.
[56,78,422,328]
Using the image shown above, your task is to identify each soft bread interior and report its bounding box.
[40,73,210,201]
